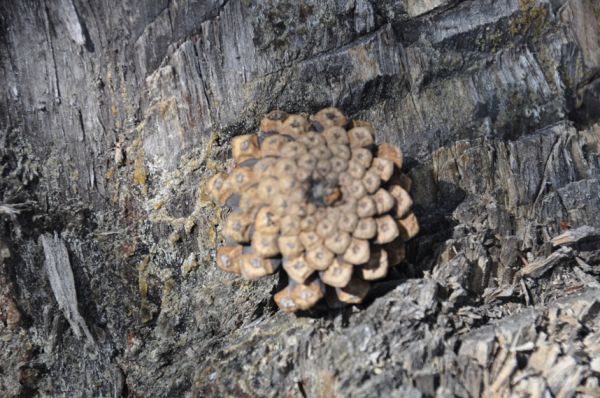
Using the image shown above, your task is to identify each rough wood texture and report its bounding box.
[41,233,94,343]
[1,0,600,396]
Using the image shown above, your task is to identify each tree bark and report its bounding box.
[1,0,600,396]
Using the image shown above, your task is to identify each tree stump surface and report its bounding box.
[1,0,600,396]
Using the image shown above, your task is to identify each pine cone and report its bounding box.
[207,108,419,313]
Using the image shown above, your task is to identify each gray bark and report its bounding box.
[1,0,600,396]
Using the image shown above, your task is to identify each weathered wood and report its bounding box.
[1,0,600,396]
[552,226,600,246]
[40,233,93,344]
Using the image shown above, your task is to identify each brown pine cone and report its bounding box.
[207,108,419,313]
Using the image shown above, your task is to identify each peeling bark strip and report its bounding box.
[57,0,85,46]
[516,246,573,279]
[41,233,93,344]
